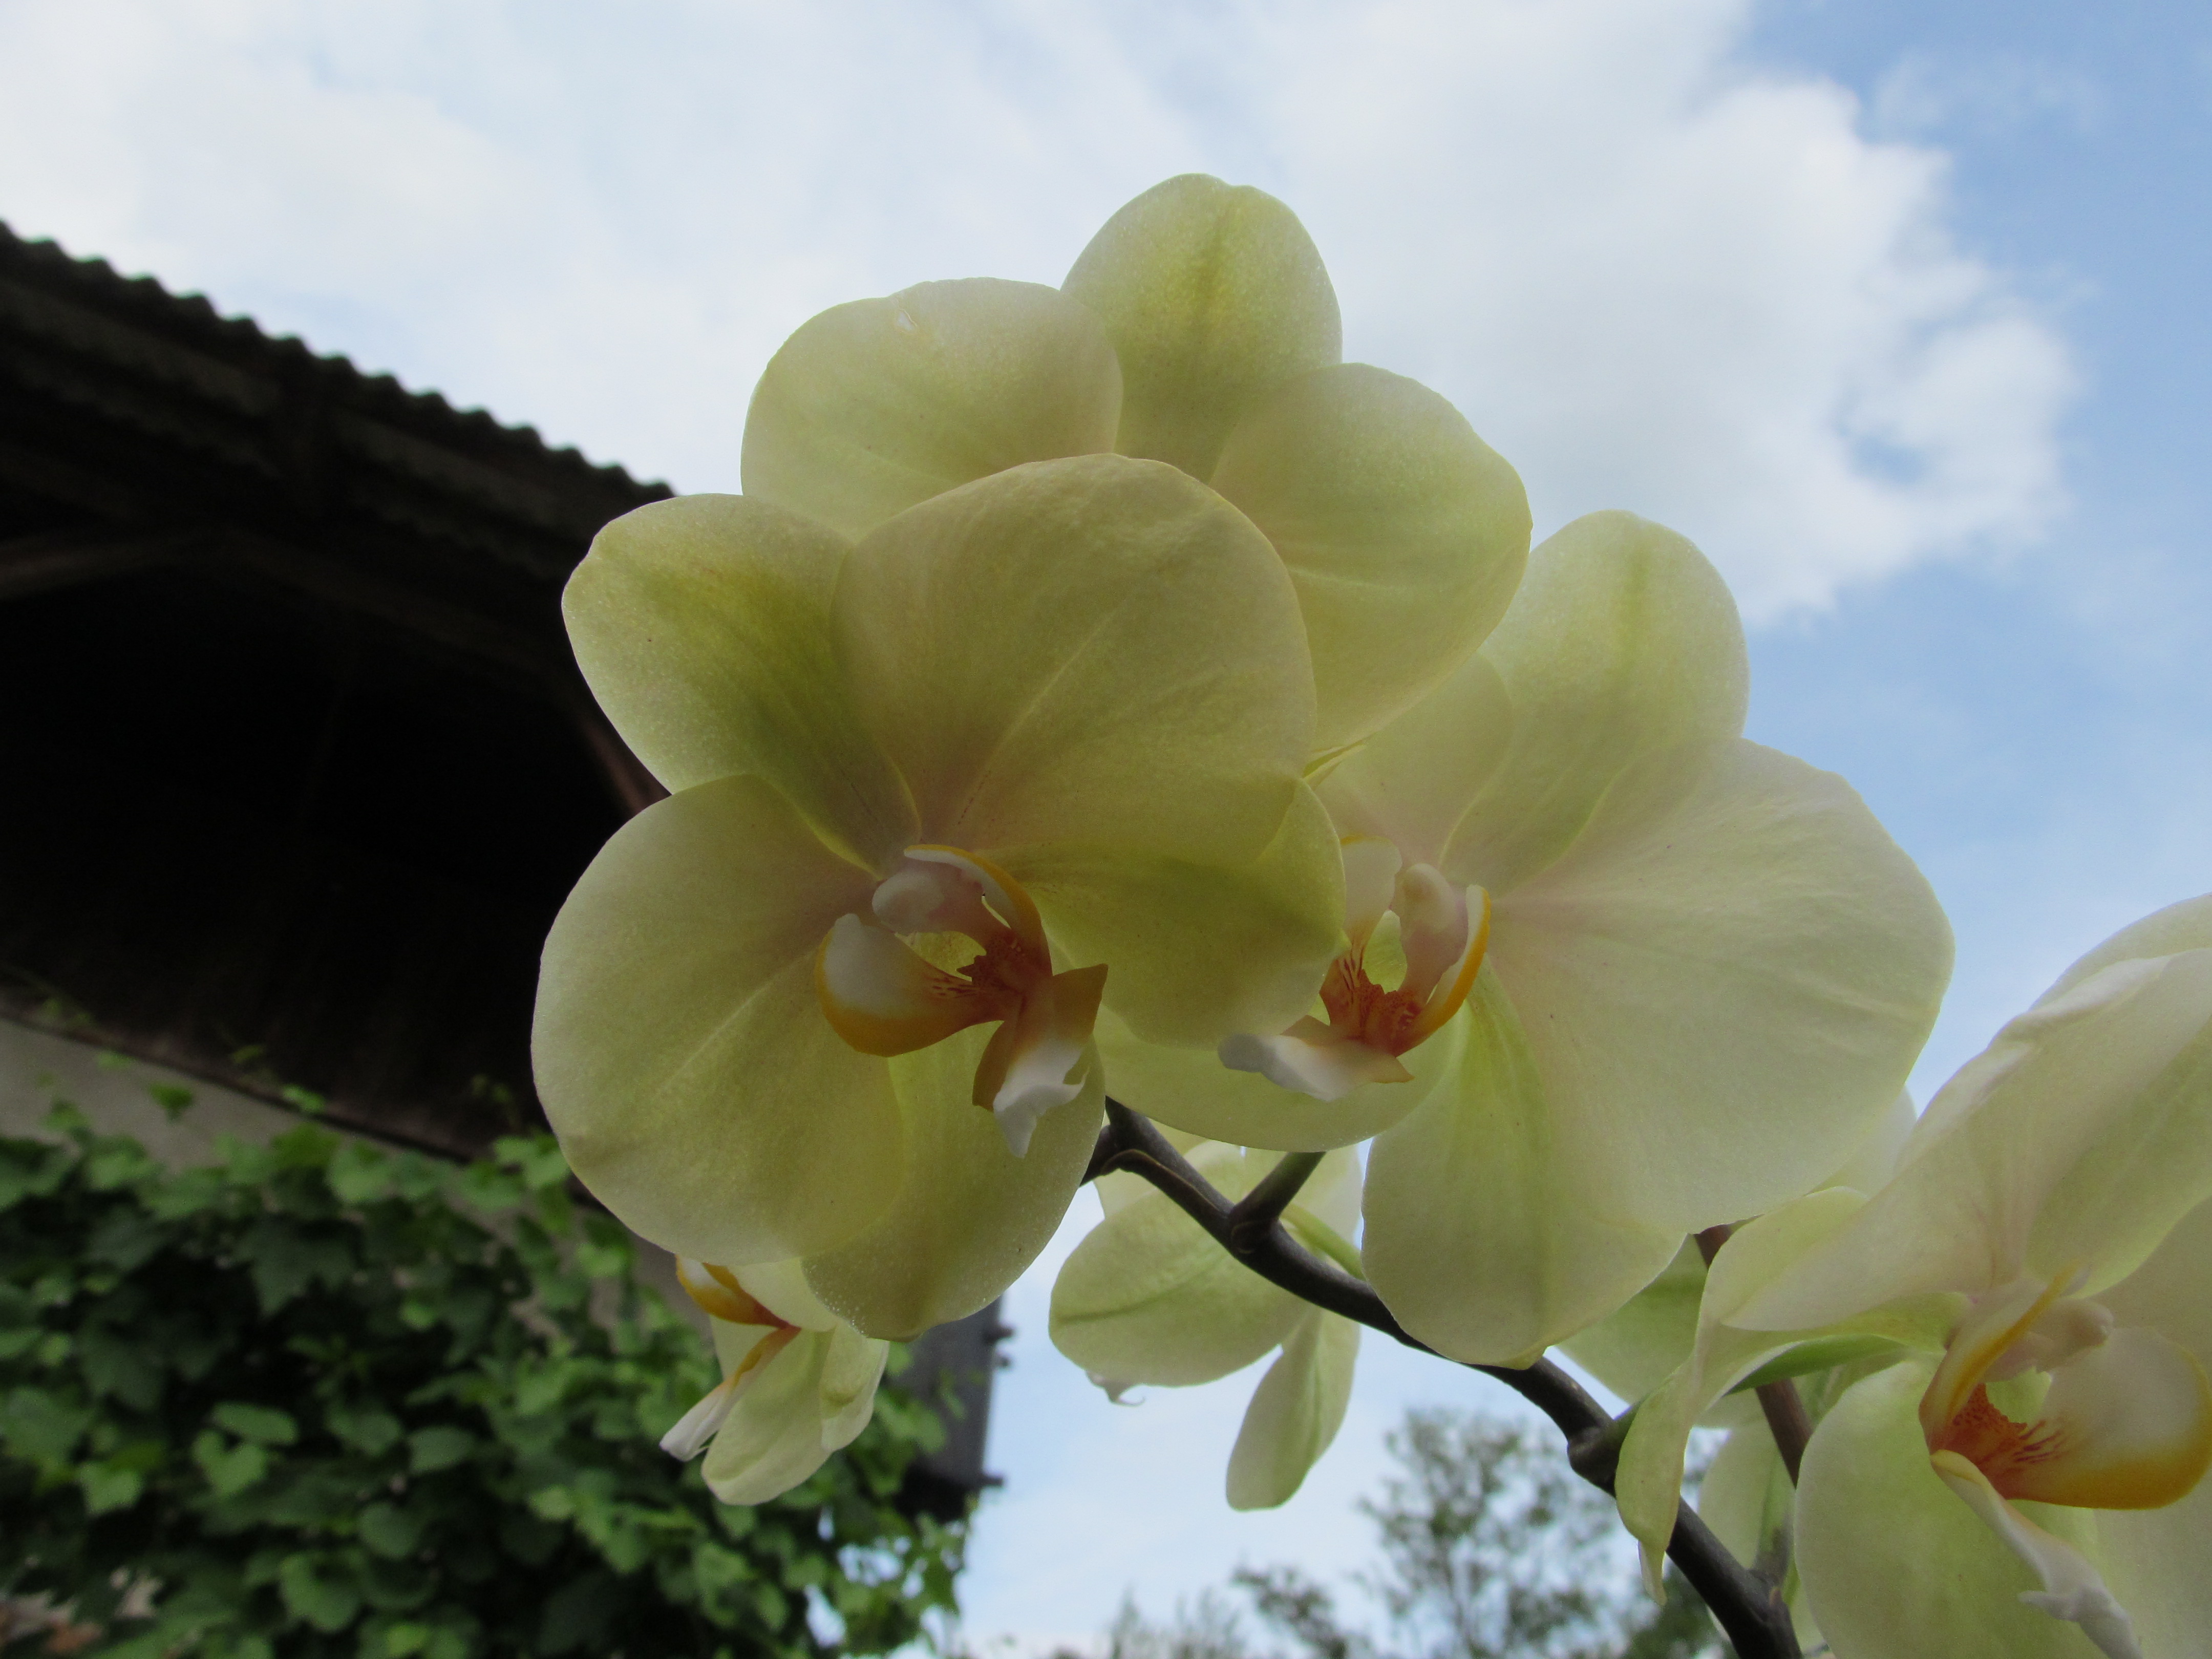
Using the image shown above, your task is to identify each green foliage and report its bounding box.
[1089,1411,1724,1659]
[0,1093,965,1656]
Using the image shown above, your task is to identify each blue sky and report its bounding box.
[2,0,2204,1647]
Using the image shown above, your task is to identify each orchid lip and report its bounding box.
[1220,838,1489,1102]
[814,845,1101,1153]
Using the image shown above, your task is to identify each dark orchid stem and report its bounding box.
[1226,1149,1325,1251]
[1089,1100,1801,1659]
[1697,1223,1813,1485]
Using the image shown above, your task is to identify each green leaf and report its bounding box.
[3,1385,94,1462]
[407,1426,477,1474]
[495,1135,573,1193]
[193,1429,271,1498]
[213,1401,301,1445]
[79,1323,166,1410]
[78,1456,146,1514]
[0,1138,71,1210]
[327,1141,396,1205]
[86,1205,167,1271]
[278,1551,362,1633]
[148,1082,196,1120]
[358,1501,426,1560]
[326,1400,406,1457]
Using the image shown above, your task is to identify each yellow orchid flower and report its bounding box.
[1050,1142,1363,1509]
[1100,509,1952,1366]
[533,454,1344,1339]
[1616,896,2212,1659]
[661,1258,889,1506]
[741,173,1532,756]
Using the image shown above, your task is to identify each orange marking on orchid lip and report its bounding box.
[1921,1270,2081,1448]
[1933,1386,2067,1498]
[678,1261,791,1330]
[1321,954,1429,1056]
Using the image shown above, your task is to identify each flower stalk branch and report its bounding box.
[1088,1100,1802,1659]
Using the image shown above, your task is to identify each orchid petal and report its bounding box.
[2045,894,2212,1004]
[817,1325,890,1451]
[802,1020,1103,1339]
[742,278,1122,538]
[1226,1311,1360,1511]
[1219,1024,1415,1100]
[1008,782,1345,1047]
[1933,1455,2143,1659]
[837,453,1314,866]
[1442,512,1748,894]
[1339,837,1405,954]
[1740,946,2212,1332]
[1316,651,1513,869]
[1999,1328,2212,1510]
[1094,911,1438,1153]
[1612,1188,1872,1588]
[1486,738,1951,1234]
[701,1329,839,1505]
[728,1260,840,1334]
[1209,364,1530,750]
[564,494,915,865]
[2098,1472,2212,1659]
[1698,1426,1791,1582]
[1062,173,1340,479]
[661,1371,743,1461]
[1094,1005,1431,1153]
[2099,1194,2212,1368]
[1051,1144,1307,1386]
[1561,1238,1708,1408]
[1362,968,1683,1368]
[1797,1361,2106,1659]
[975,963,1107,1157]
[816,914,991,1056]
[533,775,901,1265]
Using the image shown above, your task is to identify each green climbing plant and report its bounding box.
[0,1087,965,1657]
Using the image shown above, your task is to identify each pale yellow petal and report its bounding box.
[1612,1188,1870,1584]
[1933,1456,2143,1659]
[703,1330,838,1504]
[1561,1237,1707,1407]
[731,1259,840,1333]
[1316,652,1513,870]
[1062,173,1340,479]
[1443,512,1748,894]
[1093,1005,1431,1153]
[533,775,901,1265]
[1209,363,1530,751]
[2099,1195,2212,1367]
[1226,1312,1360,1511]
[1050,1176,1306,1387]
[1009,782,1344,1049]
[1797,1362,2103,1659]
[802,1020,1103,1339]
[564,494,916,865]
[2098,1472,2212,1659]
[1362,968,1683,1368]
[817,1326,889,1451]
[1742,947,2212,1330]
[2046,894,2212,1003]
[1487,739,1951,1233]
[742,278,1122,539]
[837,453,1313,864]
[2002,1329,2212,1511]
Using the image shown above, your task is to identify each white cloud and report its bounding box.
[0,0,2070,613]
